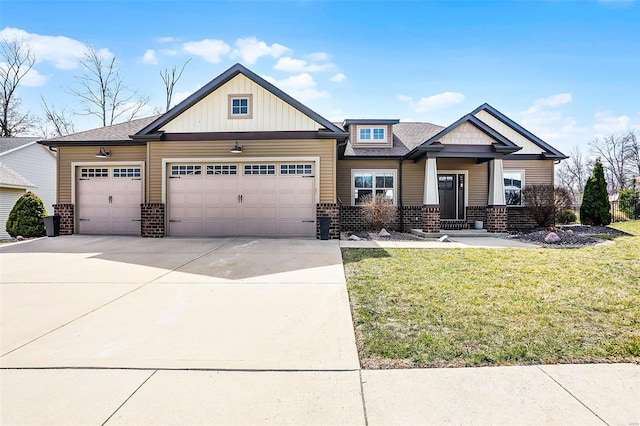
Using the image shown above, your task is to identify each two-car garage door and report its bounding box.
[167,162,316,237]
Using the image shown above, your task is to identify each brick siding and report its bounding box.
[506,206,538,229]
[53,204,74,235]
[486,205,508,233]
[141,203,165,237]
[316,203,340,239]
[422,205,440,233]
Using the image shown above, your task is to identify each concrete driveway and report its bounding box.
[1,236,364,424]
[2,236,638,425]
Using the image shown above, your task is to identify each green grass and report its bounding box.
[343,221,640,368]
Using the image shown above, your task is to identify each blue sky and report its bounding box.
[2,0,639,155]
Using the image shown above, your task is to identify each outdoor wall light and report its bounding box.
[94,146,111,158]
[230,142,243,154]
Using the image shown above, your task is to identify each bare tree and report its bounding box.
[160,59,190,112]
[590,133,631,193]
[556,145,591,204]
[40,96,75,137]
[70,46,149,127]
[624,130,639,180]
[0,37,38,136]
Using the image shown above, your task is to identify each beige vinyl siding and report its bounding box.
[160,74,322,133]
[57,146,147,203]
[337,159,399,204]
[504,159,554,186]
[149,139,336,203]
[401,161,425,205]
[474,110,545,154]
[440,122,496,145]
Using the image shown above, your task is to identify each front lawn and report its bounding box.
[343,221,640,368]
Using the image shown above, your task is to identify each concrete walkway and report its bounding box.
[1,236,638,425]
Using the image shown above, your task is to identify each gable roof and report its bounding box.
[0,162,36,189]
[471,103,568,159]
[40,115,160,146]
[0,137,40,156]
[405,113,522,161]
[136,63,345,137]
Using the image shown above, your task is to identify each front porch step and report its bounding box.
[411,229,509,238]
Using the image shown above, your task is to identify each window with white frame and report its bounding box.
[353,170,395,205]
[358,126,386,142]
[171,165,202,176]
[80,168,109,178]
[207,165,237,175]
[228,94,252,118]
[504,170,524,206]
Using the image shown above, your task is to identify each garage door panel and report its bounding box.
[167,162,316,237]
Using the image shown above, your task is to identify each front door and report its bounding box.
[438,174,465,220]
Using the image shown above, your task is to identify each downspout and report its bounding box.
[399,158,403,232]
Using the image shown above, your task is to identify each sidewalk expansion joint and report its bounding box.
[358,369,369,426]
[537,366,610,425]
[101,369,157,425]
[0,366,362,373]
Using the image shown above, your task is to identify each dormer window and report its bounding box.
[358,127,386,142]
[228,94,253,119]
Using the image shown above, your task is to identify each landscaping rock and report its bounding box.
[379,228,391,237]
[545,232,561,243]
[348,234,361,241]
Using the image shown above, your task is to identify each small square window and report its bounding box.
[357,126,386,142]
[229,94,253,119]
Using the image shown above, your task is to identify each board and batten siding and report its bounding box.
[148,139,337,203]
[474,110,545,155]
[503,159,555,186]
[56,146,147,203]
[159,74,322,133]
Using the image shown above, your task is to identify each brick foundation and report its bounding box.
[486,205,508,233]
[422,205,440,233]
[316,203,340,239]
[141,203,165,237]
[466,206,487,229]
[53,204,74,235]
[506,206,538,230]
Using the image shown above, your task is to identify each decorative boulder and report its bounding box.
[379,228,391,237]
[348,234,361,241]
[545,232,561,243]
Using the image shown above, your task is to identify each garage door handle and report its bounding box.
[131,219,142,222]
[302,220,315,223]
[108,195,113,204]
[79,218,90,221]
[238,194,243,203]
[169,220,181,223]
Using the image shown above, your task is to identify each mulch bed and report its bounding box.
[507,225,631,248]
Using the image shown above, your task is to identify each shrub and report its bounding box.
[580,160,611,226]
[360,193,396,230]
[523,184,555,227]
[5,192,47,238]
[557,209,578,224]
[619,186,639,220]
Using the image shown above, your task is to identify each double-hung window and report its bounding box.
[504,170,524,206]
[353,170,395,205]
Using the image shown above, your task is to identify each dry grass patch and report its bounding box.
[343,221,640,368]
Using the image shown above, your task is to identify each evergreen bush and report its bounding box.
[557,209,578,224]
[580,160,611,226]
[5,192,47,238]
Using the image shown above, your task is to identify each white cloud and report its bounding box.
[156,36,175,43]
[305,52,330,62]
[263,73,330,102]
[160,49,178,56]
[0,61,50,87]
[183,39,231,63]
[533,93,572,108]
[231,37,289,64]
[0,27,110,70]
[330,73,346,83]
[592,111,640,136]
[274,56,335,73]
[398,92,465,113]
[142,49,158,64]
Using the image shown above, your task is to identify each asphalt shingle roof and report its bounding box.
[344,122,444,157]
[0,162,36,188]
[0,137,40,155]
[45,115,161,142]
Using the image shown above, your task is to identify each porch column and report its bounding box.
[487,158,508,233]
[422,157,440,233]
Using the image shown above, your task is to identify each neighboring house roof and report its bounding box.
[470,103,568,159]
[0,162,36,189]
[344,122,444,157]
[41,115,160,145]
[136,63,346,137]
[0,137,41,156]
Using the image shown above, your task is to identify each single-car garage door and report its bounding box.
[77,166,143,235]
[167,162,316,237]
